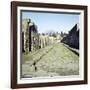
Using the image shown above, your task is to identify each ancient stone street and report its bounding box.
[22,43,79,78]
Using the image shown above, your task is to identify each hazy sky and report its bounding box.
[22,11,80,33]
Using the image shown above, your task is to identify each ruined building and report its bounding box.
[61,24,79,49]
[22,19,66,54]
[22,19,56,54]
[22,19,39,53]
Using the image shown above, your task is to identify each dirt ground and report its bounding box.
[21,43,79,78]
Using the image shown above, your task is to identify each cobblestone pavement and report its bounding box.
[22,43,79,78]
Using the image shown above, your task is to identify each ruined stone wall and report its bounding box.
[61,24,79,49]
[22,19,30,53]
[38,34,56,49]
[30,29,39,51]
[22,18,62,54]
[22,19,39,53]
